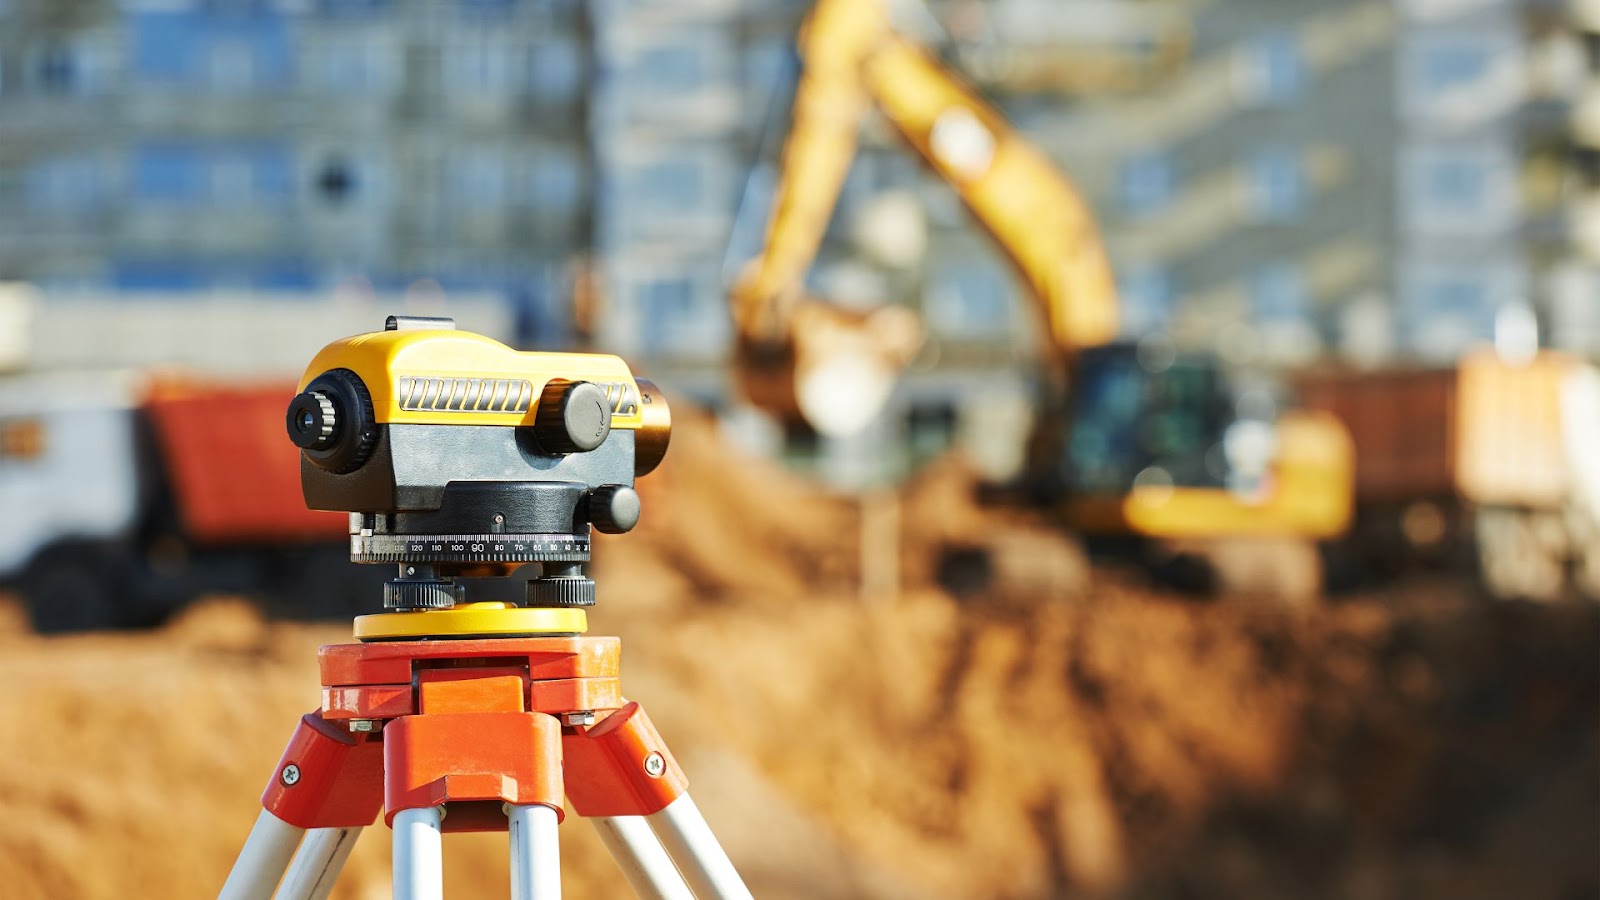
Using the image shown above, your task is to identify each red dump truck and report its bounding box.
[1300,348,1600,601]
[0,374,385,631]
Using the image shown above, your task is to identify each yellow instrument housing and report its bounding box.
[298,327,647,431]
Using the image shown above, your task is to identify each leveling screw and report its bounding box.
[280,764,301,787]
[644,752,666,778]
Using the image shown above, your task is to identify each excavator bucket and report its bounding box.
[735,298,923,438]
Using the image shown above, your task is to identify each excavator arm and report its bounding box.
[730,0,1118,435]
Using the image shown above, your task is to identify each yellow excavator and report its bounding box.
[727,0,1353,591]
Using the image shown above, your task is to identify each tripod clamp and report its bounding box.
[221,626,747,900]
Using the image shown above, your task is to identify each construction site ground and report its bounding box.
[1,410,1595,899]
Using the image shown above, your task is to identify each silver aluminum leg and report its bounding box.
[220,809,306,900]
[508,804,562,900]
[273,826,362,900]
[647,795,753,900]
[591,817,693,900]
[392,806,445,900]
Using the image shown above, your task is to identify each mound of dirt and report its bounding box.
[0,410,1593,899]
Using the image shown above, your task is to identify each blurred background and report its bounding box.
[0,0,1596,898]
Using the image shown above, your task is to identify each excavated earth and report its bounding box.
[0,409,1594,899]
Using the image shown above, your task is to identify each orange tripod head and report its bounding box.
[284,314,671,633]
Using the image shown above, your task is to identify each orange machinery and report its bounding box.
[1300,348,1600,601]
[0,375,380,631]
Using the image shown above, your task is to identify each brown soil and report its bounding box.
[0,409,1594,899]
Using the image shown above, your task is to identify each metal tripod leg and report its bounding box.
[508,804,562,900]
[392,806,445,900]
[274,827,362,900]
[647,795,754,900]
[220,810,305,900]
[591,817,693,900]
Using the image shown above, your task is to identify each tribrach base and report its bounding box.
[219,632,750,900]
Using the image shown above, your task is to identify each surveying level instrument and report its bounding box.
[220,316,752,900]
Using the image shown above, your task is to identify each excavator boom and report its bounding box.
[731,0,1117,435]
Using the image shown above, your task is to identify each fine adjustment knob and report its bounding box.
[588,485,641,534]
[524,575,597,608]
[383,579,464,610]
[534,380,611,454]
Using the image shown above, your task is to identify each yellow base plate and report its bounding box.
[354,602,588,641]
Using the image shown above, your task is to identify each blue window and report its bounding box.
[1251,264,1306,323]
[1117,266,1172,334]
[1419,42,1489,93]
[113,260,207,291]
[249,144,292,201]
[1424,156,1484,211]
[216,142,293,205]
[638,276,699,349]
[1401,31,1521,122]
[130,13,198,82]
[633,159,705,212]
[1248,148,1304,222]
[1400,259,1527,359]
[527,150,582,214]
[453,148,509,206]
[1240,33,1303,105]
[317,0,391,16]
[1403,143,1517,237]
[133,144,208,202]
[253,260,314,291]
[460,0,517,14]
[1418,272,1483,312]
[634,45,706,94]
[527,41,581,100]
[33,42,79,93]
[1117,153,1174,217]
[926,261,1012,338]
[25,156,105,213]
[310,34,399,94]
[127,11,290,90]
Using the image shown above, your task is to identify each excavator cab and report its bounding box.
[1061,342,1237,496]
[1052,342,1353,543]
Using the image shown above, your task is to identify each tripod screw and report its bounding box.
[348,719,379,733]
[644,752,666,778]
[280,764,302,787]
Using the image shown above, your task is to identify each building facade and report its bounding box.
[0,0,594,344]
[0,0,1592,443]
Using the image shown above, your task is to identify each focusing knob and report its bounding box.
[287,391,338,451]
[286,369,377,474]
[588,485,641,534]
[534,380,611,454]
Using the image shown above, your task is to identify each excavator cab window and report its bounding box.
[1064,343,1235,494]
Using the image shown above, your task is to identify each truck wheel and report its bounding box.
[1157,537,1322,607]
[936,526,1090,610]
[19,543,129,633]
[1476,507,1565,602]
[1563,504,1600,603]
[274,545,387,620]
